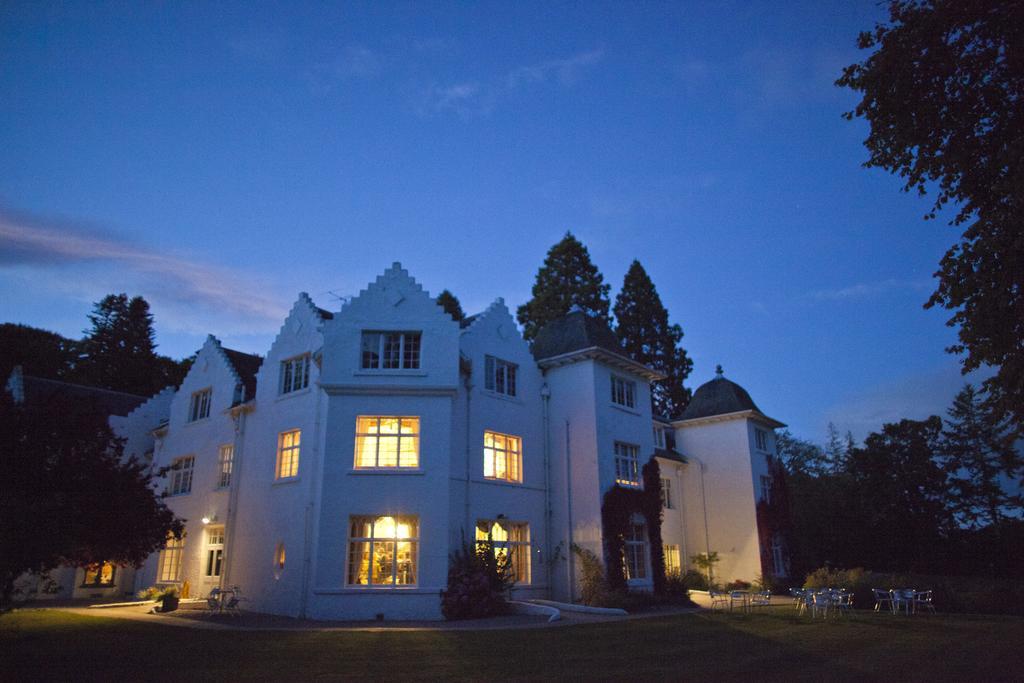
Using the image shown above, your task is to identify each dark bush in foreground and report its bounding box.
[440,540,513,620]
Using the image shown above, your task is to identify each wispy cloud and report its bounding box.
[807,278,932,302]
[419,49,605,117]
[0,209,287,330]
[305,45,382,95]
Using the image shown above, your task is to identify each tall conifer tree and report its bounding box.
[75,294,168,395]
[516,232,611,341]
[435,289,465,322]
[613,260,692,418]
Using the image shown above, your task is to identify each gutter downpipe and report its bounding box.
[464,374,473,536]
[298,373,325,619]
[222,405,248,590]
[540,382,552,594]
[688,453,713,582]
[565,418,575,603]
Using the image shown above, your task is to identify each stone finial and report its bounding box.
[715,364,724,378]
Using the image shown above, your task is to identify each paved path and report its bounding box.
[46,602,699,632]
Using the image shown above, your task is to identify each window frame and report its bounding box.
[280,353,311,395]
[624,518,648,581]
[188,388,212,422]
[664,544,681,575]
[204,526,225,579]
[660,477,673,509]
[653,426,666,449]
[483,430,522,483]
[614,441,640,488]
[158,536,184,583]
[360,331,422,370]
[346,515,419,587]
[217,444,234,489]
[276,430,301,479]
[611,375,636,409]
[81,562,116,587]
[760,474,772,503]
[475,519,531,584]
[484,355,518,397]
[353,416,420,469]
[755,427,769,452]
[168,455,195,496]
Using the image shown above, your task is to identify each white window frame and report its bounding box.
[188,388,211,422]
[476,519,531,584]
[276,430,301,479]
[625,518,648,581]
[168,456,194,496]
[158,536,184,583]
[217,444,234,489]
[772,540,786,576]
[280,353,311,394]
[346,515,419,586]
[354,417,420,469]
[660,477,673,509]
[653,426,666,449]
[484,356,517,397]
[82,562,116,587]
[204,526,225,578]
[483,430,522,483]
[611,375,636,409]
[614,441,640,488]
[360,331,422,370]
[760,474,772,503]
[755,427,768,452]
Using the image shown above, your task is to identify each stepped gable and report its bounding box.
[531,310,622,361]
[679,367,760,421]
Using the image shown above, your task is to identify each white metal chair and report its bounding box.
[729,590,750,613]
[811,591,832,619]
[204,587,222,616]
[222,586,245,616]
[790,588,806,612]
[709,590,729,611]
[872,588,894,613]
[750,590,771,610]
[891,588,915,615]
[913,590,935,615]
[833,590,854,617]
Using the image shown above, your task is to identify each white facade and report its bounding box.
[128,263,784,619]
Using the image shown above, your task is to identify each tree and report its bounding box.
[435,289,466,322]
[613,260,693,417]
[837,0,1024,430]
[940,384,1023,529]
[74,294,187,395]
[516,232,611,341]
[0,392,183,607]
[0,323,77,382]
[776,429,830,477]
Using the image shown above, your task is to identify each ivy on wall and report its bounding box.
[601,457,667,594]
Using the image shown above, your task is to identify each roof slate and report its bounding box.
[222,348,263,404]
[20,375,146,416]
[679,376,760,421]
[531,311,622,361]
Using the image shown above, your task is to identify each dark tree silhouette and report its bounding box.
[0,392,183,607]
[0,323,77,382]
[435,289,466,322]
[837,0,1024,430]
[613,260,692,418]
[517,232,611,341]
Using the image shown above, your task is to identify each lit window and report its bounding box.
[280,353,311,394]
[82,562,116,587]
[168,456,194,496]
[188,388,211,422]
[664,544,681,575]
[484,356,517,397]
[660,477,673,509]
[274,543,286,574]
[476,520,531,584]
[158,536,184,583]
[205,527,224,578]
[360,332,421,370]
[483,431,522,483]
[760,475,772,503]
[347,515,418,586]
[217,444,234,489]
[755,428,768,452]
[614,442,640,487]
[276,430,301,479]
[611,376,636,409]
[625,519,648,580]
[653,426,666,449]
[354,417,419,468]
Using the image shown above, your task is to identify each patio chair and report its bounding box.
[913,590,936,615]
[709,590,729,611]
[750,590,771,610]
[811,591,832,619]
[729,590,750,613]
[872,588,893,613]
[222,585,245,616]
[204,587,222,616]
[833,590,854,617]
[789,588,806,612]
[891,589,915,615]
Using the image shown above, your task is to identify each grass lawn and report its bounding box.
[2,607,1022,681]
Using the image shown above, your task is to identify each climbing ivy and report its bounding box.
[601,457,666,594]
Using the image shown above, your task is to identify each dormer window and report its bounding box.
[188,388,211,422]
[485,356,517,397]
[611,376,636,409]
[361,332,421,370]
[280,354,311,394]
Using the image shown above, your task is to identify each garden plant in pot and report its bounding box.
[138,586,180,612]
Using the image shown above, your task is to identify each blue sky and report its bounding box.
[0,1,984,442]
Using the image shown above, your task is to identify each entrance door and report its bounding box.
[203,526,225,589]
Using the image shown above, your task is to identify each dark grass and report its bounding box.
[2,607,1023,681]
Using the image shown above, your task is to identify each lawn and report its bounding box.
[2,607,1022,681]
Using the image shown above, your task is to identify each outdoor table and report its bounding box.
[729,590,751,613]
[890,589,916,615]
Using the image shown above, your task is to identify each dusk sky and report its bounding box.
[0,1,985,443]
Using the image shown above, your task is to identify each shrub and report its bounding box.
[678,569,709,591]
[725,579,752,591]
[664,572,699,605]
[572,544,612,607]
[440,539,513,620]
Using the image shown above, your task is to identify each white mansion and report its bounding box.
[12,263,786,619]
